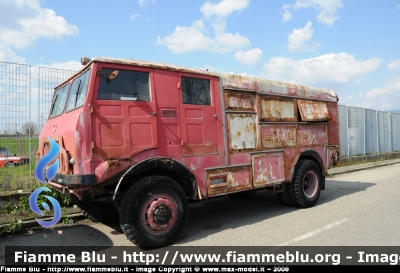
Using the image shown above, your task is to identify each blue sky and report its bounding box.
[1,0,400,112]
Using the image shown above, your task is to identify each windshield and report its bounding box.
[48,69,91,119]
[65,69,91,112]
[49,83,70,118]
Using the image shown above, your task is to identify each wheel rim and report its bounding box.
[141,193,178,235]
[302,170,318,198]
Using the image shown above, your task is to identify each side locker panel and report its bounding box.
[224,91,257,165]
[252,152,285,187]
[206,165,252,197]
[297,125,328,147]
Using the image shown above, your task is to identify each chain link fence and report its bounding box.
[0,61,32,191]
[338,105,400,157]
[0,61,76,192]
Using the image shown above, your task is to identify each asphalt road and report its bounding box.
[1,163,400,263]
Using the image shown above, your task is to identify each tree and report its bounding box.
[21,122,38,137]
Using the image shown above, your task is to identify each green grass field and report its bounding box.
[0,137,40,192]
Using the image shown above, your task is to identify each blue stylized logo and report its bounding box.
[34,138,60,184]
[30,137,62,228]
[29,187,61,227]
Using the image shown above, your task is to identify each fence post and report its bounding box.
[364,108,366,156]
[38,69,40,132]
[29,65,32,189]
[388,112,391,152]
[347,106,350,157]
[376,110,379,154]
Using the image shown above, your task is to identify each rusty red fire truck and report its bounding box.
[37,56,340,248]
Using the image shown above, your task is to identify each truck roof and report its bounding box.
[58,57,338,102]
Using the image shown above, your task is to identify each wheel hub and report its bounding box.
[154,206,172,224]
[141,194,178,234]
[303,171,318,198]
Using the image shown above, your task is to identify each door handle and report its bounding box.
[148,111,156,118]
[212,114,217,120]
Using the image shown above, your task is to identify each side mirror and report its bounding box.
[108,70,119,80]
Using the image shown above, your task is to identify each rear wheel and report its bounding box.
[5,163,15,167]
[289,159,322,208]
[119,175,188,249]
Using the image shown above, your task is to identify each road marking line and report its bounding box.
[278,218,349,246]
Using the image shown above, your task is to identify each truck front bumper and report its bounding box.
[52,173,97,187]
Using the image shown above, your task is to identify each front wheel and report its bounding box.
[119,175,189,249]
[289,159,322,208]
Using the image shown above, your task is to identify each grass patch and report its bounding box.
[0,137,39,192]
[0,137,38,157]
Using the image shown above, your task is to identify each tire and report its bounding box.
[289,159,322,208]
[276,183,293,206]
[119,175,189,249]
[76,199,118,222]
[5,163,15,167]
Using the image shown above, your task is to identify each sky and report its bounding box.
[1,0,400,117]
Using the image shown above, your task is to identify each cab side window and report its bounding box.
[181,77,210,105]
[97,68,150,101]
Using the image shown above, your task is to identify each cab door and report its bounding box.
[91,64,158,160]
[178,73,218,157]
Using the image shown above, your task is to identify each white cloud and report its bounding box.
[263,53,381,88]
[139,0,156,7]
[282,0,343,26]
[234,48,263,66]
[157,1,251,54]
[214,32,250,52]
[0,0,78,49]
[388,59,400,74]
[40,60,82,72]
[282,5,292,22]
[354,61,400,109]
[0,44,25,63]
[200,0,250,18]
[288,21,320,52]
[357,79,400,110]
[157,20,214,54]
[157,20,250,54]
[339,95,354,105]
[130,13,140,20]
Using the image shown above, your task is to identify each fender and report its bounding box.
[291,149,326,190]
[112,157,197,200]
